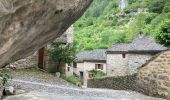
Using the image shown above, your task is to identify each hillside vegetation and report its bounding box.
[74,0,170,52]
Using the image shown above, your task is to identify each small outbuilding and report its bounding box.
[74,49,106,80]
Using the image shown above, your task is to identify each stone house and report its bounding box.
[106,43,129,76]
[74,49,106,80]
[106,35,167,76]
[8,26,74,76]
[43,25,74,76]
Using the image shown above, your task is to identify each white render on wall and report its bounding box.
[74,62,106,78]
[65,64,73,77]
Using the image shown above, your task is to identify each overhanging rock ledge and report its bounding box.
[0,0,92,67]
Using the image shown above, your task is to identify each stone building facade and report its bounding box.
[137,49,170,98]
[106,44,129,76]
[106,35,167,76]
[43,25,74,73]
[75,49,106,80]
[8,25,73,74]
[128,53,153,75]
[74,62,107,79]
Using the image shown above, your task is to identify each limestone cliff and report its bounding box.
[0,0,92,67]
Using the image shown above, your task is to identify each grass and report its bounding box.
[62,75,82,85]
[10,68,61,81]
[90,70,107,79]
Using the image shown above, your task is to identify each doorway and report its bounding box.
[80,71,84,80]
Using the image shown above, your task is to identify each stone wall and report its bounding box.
[7,25,73,70]
[106,53,156,76]
[128,54,153,75]
[106,54,128,76]
[7,52,38,69]
[87,74,137,90]
[137,50,170,98]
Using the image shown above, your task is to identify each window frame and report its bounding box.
[95,64,103,70]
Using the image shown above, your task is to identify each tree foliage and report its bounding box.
[48,42,75,73]
[0,68,12,85]
[155,20,170,46]
[74,0,170,52]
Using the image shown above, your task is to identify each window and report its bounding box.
[122,53,126,58]
[67,67,70,71]
[89,73,94,78]
[95,64,103,70]
[68,63,71,66]
[73,62,77,68]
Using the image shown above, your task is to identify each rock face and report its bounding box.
[137,49,170,98]
[7,52,38,69]
[0,0,92,68]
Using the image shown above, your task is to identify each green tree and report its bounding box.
[155,20,170,46]
[0,68,12,85]
[48,42,75,74]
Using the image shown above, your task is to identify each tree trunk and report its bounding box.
[56,61,61,72]
[56,61,65,75]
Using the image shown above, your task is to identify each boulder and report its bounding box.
[4,86,15,95]
[0,0,92,67]
[55,72,60,78]
[15,89,26,95]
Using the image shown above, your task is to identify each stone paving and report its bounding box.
[3,91,163,100]
[3,69,164,100]
[3,79,164,100]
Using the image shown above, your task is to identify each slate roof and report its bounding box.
[128,35,167,51]
[76,35,167,62]
[107,43,129,52]
[107,35,167,53]
[76,49,106,62]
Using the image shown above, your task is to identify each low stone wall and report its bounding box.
[137,50,170,99]
[87,74,137,90]
[7,52,38,69]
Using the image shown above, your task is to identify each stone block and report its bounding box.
[163,81,170,87]
[158,75,169,80]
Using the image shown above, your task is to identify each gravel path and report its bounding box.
[3,91,163,100]
[4,79,163,100]
[3,69,164,100]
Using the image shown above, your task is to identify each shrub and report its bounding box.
[155,20,170,46]
[0,68,12,86]
[90,70,106,78]
[63,75,81,85]
[163,6,170,13]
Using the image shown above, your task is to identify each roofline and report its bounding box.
[128,50,164,54]
[106,51,128,54]
[76,60,106,63]
[138,49,170,69]
[106,50,165,54]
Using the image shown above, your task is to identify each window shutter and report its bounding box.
[95,64,98,69]
[101,64,103,70]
